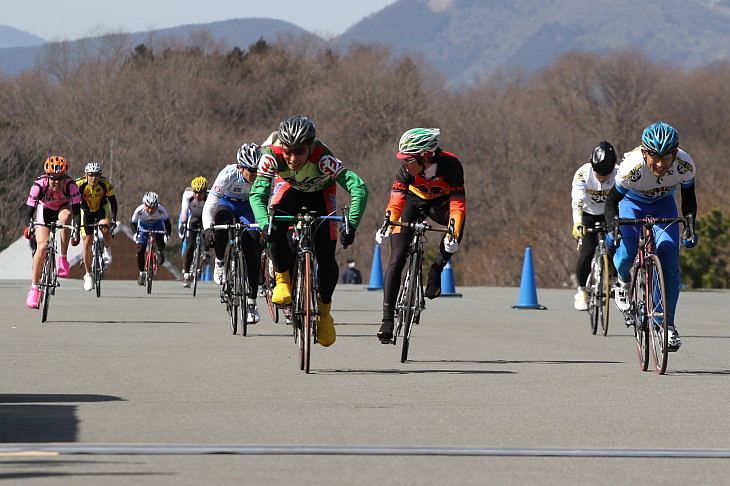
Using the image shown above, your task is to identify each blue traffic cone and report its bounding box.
[367,244,384,290]
[513,247,547,309]
[440,259,462,297]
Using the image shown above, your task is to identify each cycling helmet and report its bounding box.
[44,156,68,175]
[641,122,679,155]
[142,191,160,208]
[590,141,617,176]
[190,176,208,192]
[277,115,316,147]
[236,143,261,169]
[84,162,102,174]
[397,128,440,158]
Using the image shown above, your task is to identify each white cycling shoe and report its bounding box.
[614,279,631,312]
[83,273,94,291]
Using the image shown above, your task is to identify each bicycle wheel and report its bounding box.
[632,265,650,371]
[400,253,421,363]
[93,238,104,298]
[261,250,279,323]
[600,254,611,336]
[40,250,55,323]
[393,263,412,346]
[647,255,669,374]
[145,242,155,295]
[586,251,600,335]
[236,251,249,337]
[191,237,201,297]
[303,252,314,373]
[226,252,238,335]
[292,257,306,370]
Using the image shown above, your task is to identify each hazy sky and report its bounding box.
[3,0,397,41]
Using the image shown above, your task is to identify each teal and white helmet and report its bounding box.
[397,128,440,159]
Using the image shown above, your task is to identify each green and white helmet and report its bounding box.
[397,128,440,158]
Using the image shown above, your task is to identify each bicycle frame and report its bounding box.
[139,228,166,295]
[85,222,112,298]
[380,210,454,362]
[33,221,75,322]
[613,214,694,374]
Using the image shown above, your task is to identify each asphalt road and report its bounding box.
[1,278,730,485]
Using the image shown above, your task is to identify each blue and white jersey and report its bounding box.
[179,187,205,224]
[130,203,169,225]
[571,162,616,224]
[202,164,254,228]
[615,147,696,204]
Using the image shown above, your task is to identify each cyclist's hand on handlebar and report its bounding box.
[23,226,34,240]
[682,234,699,248]
[71,227,80,246]
[571,222,585,240]
[443,235,459,254]
[178,224,186,239]
[375,227,392,245]
[339,225,356,249]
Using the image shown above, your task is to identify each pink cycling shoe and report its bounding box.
[26,287,40,309]
[58,256,70,278]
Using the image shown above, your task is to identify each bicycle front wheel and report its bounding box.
[599,254,611,336]
[93,239,104,298]
[261,250,279,323]
[191,239,201,297]
[226,252,238,335]
[400,253,421,363]
[292,257,306,370]
[145,242,155,295]
[647,255,668,374]
[586,251,600,335]
[303,253,314,373]
[632,265,650,371]
[40,251,55,323]
[236,251,249,337]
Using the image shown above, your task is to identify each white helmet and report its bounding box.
[142,191,160,208]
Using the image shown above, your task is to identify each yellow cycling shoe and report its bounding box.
[317,301,336,347]
[272,271,292,305]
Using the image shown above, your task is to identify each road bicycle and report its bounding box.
[212,221,260,336]
[583,222,612,336]
[138,228,167,295]
[613,214,695,374]
[259,246,279,323]
[186,226,209,297]
[379,210,454,363]
[33,221,76,322]
[272,208,348,373]
[84,222,113,298]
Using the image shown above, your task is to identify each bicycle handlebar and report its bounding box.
[32,221,76,231]
[612,214,695,241]
[211,222,261,232]
[380,210,455,238]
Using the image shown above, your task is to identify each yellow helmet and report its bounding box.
[191,176,208,193]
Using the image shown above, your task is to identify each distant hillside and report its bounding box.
[0,25,45,48]
[337,0,730,85]
[0,18,318,76]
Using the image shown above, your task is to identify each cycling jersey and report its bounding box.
[614,147,696,203]
[75,176,117,214]
[202,165,255,228]
[180,187,206,225]
[250,140,368,229]
[385,150,466,237]
[571,162,616,224]
[24,174,82,224]
[131,204,170,245]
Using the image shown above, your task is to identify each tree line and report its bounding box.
[1,32,728,287]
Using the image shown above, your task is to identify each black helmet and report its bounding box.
[590,141,617,176]
[277,115,316,146]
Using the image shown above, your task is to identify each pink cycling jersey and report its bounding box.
[26,175,82,213]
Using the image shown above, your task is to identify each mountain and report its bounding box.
[0,18,317,76]
[337,0,730,85]
[0,25,45,48]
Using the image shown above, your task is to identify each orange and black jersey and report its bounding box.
[386,150,466,237]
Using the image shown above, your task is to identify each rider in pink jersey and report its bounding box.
[23,156,82,309]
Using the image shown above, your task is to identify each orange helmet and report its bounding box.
[44,156,68,175]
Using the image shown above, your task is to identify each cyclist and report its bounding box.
[202,144,262,324]
[76,162,118,291]
[570,141,617,310]
[605,122,698,351]
[130,191,171,286]
[375,128,465,343]
[249,115,368,347]
[179,176,208,288]
[23,156,81,308]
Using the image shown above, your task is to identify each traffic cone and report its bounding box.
[367,244,384,290]
[513,247,547,309]
[439,259,462,297]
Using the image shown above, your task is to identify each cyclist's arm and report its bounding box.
[22,204,35,225]
[335,169,368,229]
[164,219,172,235]
[571,168,587,224]
[384,166,411,223]
[603,185,625,230]
[445,159,466,239]
[680,182,697,219]
[108,194,118,221]
[249,175,273,227]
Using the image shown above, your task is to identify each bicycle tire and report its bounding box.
[93,237,104,298]
[40,249,54,323]
[293,257,306,370]
[600,254,611,336]
[586,250,600,335]
[261,250,279,323]
[632,265,650,371]
[401,252,421,363]
[191,237,201,297]
[647,255,669,374]
[237,250,249,337]
[146,242,155,295]
[393,259,412,346]
[227,251,238,335]
[303,252,314,373]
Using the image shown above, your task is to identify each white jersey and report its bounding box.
[202,164,253,228]
[615,147,696,204]
[130,203,170,224]
[571,162,616,224]
[179,187,205,224]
